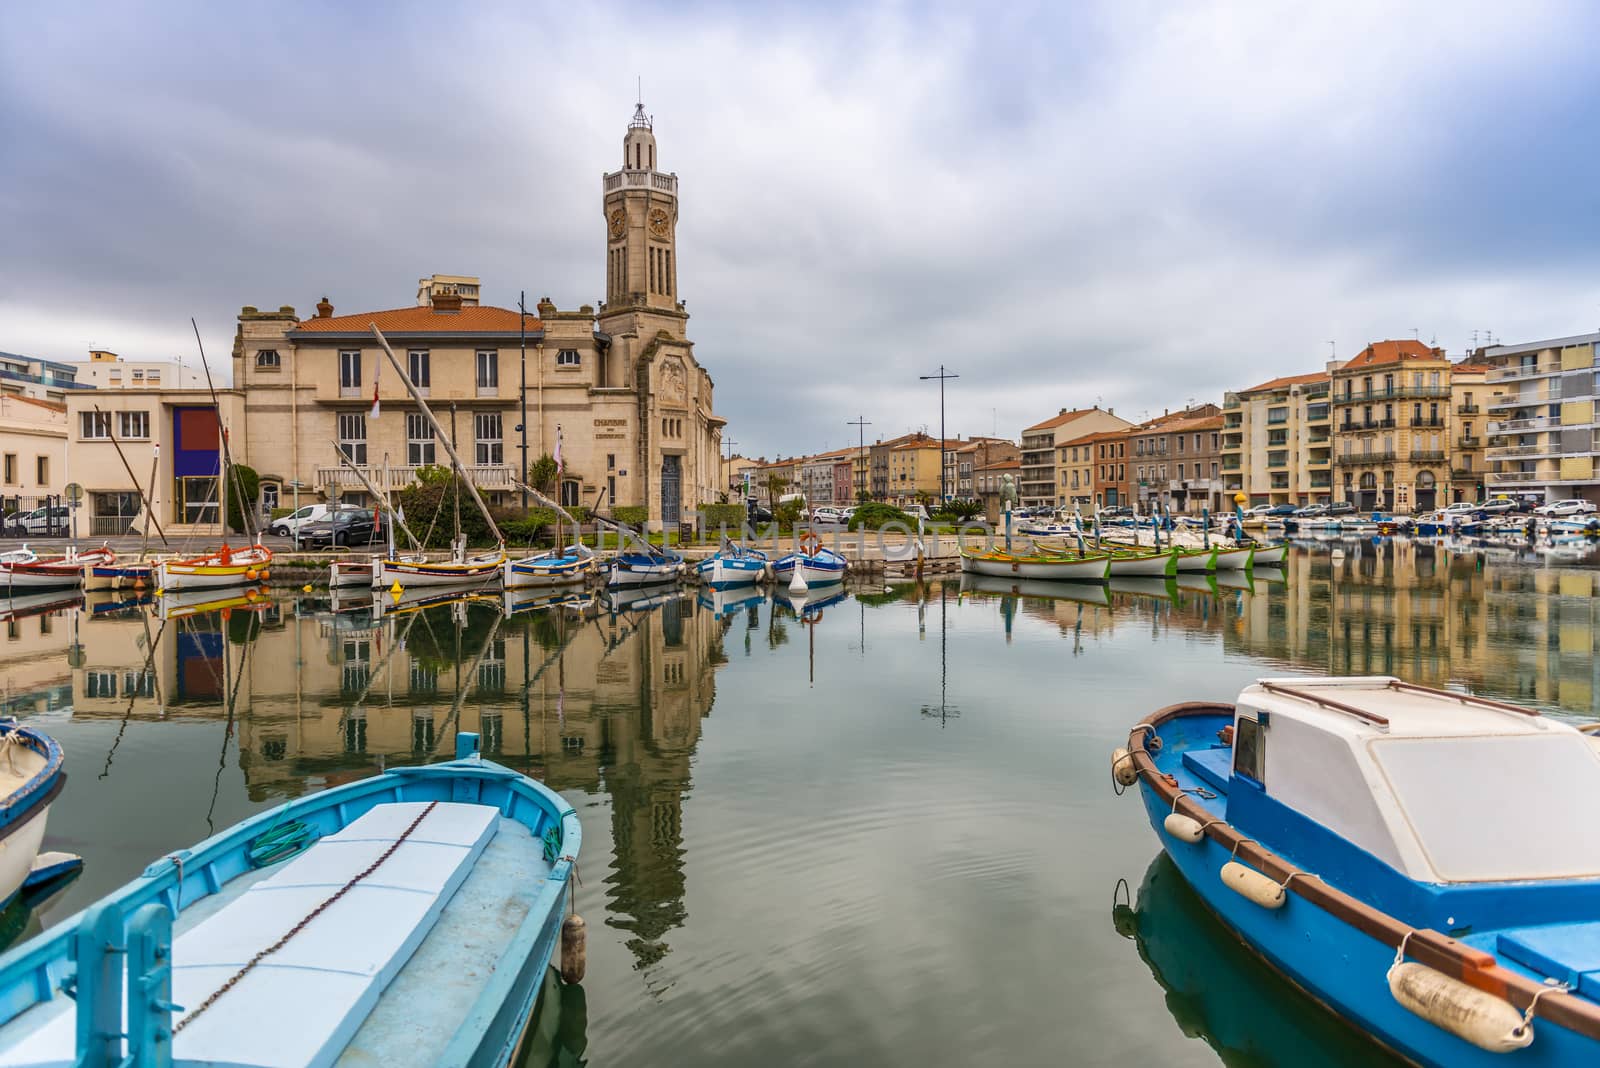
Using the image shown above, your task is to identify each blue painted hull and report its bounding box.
[695,555,767,589]
[1136,714,1597,1067]
[771,549,847,586]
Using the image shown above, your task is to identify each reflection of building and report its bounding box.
[0,596,75,718]
[70,591,721,969]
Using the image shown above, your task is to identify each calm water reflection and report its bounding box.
[1,540,1597,1067]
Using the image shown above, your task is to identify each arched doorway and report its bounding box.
[1358,472,1378,512]
[1415,470,1437,512]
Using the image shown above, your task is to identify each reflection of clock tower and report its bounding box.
[602,100,681,322]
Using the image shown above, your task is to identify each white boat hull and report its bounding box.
[329,558,377,587]
[1211,547,1255,570]
[1248,544,1286,566]
[1105,551,1172,577]
[376,555,504,589]
[960,553,1109,581]
[1171,548,1217,572]
[0,804,51,908]
[697,557,767,589]
[606,562,681,588]
[156,559,270,593]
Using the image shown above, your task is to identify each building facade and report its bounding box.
[1482,332,1600,506]
[1019,407,1131,508]
[0,351,87,403]
[1126,405,1224,514]
[73,350,208,391]
[1331,341,1453,513]
[949,438,1019,500]
[868,432,931,501]
[1221,370,1334,508]
[1449,365,1487,502]
[0,395,67,513]
[229,102,723,529]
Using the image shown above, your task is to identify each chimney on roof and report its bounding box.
[431,289,463,313]
[1059,408,1067,415]
[316,296,333,319]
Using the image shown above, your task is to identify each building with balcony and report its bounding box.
[1018,407,1130,508]
[72,350,208,391]
[1125,405,1224,514]
[1482,331,1600,506]
[867,432,931,501]
[0,395,67,515]
[1450,364,1487,500]
[1220,369,1335,508]
[228,101,724,528]
[0,351,91,402]
[1331,340,1453,512]
[948,437,1019,500]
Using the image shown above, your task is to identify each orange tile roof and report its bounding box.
[292,305,542,334]
[1022,408,1104,433]
[1450,363,1488,376]
[1160,413,1224,433]
[975,458,1021,469]
[1339,339,1444,370]
[1239,370,1330,394]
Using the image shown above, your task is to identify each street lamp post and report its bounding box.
[847,415,871,501]
[919,366,958,503]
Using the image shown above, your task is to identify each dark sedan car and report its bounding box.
[300,509,383,548]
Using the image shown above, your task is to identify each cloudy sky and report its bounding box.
[4,1,1598,456]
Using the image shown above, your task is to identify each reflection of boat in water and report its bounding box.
[1171,572,1219,595]
[501,587,594,618]
[155,586,271,621]
[373,583,502,619]
[776,584,849,617]
[520,965,590,1068]
[960,573,1111,608]
[1106,576,1178,603]
[0,591,83,622]
[1117,853,1401,1068]
[602,584,683,614]
[698,586,767,620]
[85,590,155,617]
[0,857,81,958]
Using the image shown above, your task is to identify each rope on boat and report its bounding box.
[247,819,320,868]
[174,801,439,1034]
[165,854,185,918]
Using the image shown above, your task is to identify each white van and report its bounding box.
[267,503,351,537]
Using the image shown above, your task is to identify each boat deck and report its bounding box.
[0,812,553,1067]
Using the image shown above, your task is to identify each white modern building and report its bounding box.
[1483,331,1600,506]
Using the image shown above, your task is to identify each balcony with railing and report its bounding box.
[317,463,518,491]
[1335,450,1397,466]
[1487,361,1562,383]
[1408,449,1446,462]
[1221,458,1241,471]
[1450,468,1478,481]
[1489,470,1556,484]
[1410,417,1445,428]
[602,169,679,195]
[1486,442,1560,461]
[1340,384,1452,402]
[1495,415,1557,433]
[1310,474,1333,488]
[1305,403,1330,422]
[1456,435,1482,448]
[1457,403,1480,415]
[1489,389,1558,409]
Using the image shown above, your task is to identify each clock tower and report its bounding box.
[602,100,681,321]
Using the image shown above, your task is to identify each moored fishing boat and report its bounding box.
[771,540,848,587]
[504,544,596,590]
[1034,536,1172,577]
[1115,677,1600,1067]
[0,731,584,1067]
[1246,542,1286,566]
[1170,545,1217,573]
[0,722,77,916]
[155,543,273,593]
[959,547,1110,582]
[82,561,154,592]
[329,557,377,587]
[606,550,683,588]
[376,548,506,589]
[694,540,768,589]
[0,547,117,591]
[1210,545,1255,570]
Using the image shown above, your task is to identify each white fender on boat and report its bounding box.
[1219,860,1286,909]
[1163,812,1205,843]
[788,564,808,594]
[1111,747,1138,787]
[1388,962,1533,1053]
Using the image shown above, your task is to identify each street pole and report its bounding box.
[519,291,528,510]
[919,367,958,503]
[847,415,871,500]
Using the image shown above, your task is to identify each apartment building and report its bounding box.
[868,432,931,500]
[1482,331,1600,506]
[1018,407,1131,508]
[0,395,67,511]
[1221,371,1335,508]
[1125,405,1224,514]
[949,437,1020,499]
[0,352,87,403]
[974,458,1021,522]
[73,350,207,391]
[1331,340,1453,513]
[1450,365,1487,502]
[887,438,958,506]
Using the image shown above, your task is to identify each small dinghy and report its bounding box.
[156,543,273,593]
[0,548,116,592]
[695,539,768,589]
[0,731,583,1067]
[1115,677,1600,1067]
[0,723,76,916]
[771,537,848,587]
[328,557,377,588]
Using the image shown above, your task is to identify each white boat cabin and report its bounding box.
[1228,676,1600,885]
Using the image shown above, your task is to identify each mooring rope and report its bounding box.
[174,801,439,1034]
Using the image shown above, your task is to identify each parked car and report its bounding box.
[1293,504,1327,518]
[298,509,382,548]
[1243,504,1274,517]
[1441,502,1480,518]
[1476,498,1517,516]
[1264,504,1299,517]
[811,506,848,525]
[1535,498,1598,518]
[746,504,774,524]
[1326,501,1357,516]
[267,503,350,538]
[13,506,69,536]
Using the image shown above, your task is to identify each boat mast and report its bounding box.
[369,325,502,546]
[332,445,421,550]
[94,403,170,548]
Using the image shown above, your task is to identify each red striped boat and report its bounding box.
[0,546,117,591]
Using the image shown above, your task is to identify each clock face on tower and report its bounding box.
[608,209,627,241]
[648,208,671,239]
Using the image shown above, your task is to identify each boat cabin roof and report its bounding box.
[1231,677,1600,885]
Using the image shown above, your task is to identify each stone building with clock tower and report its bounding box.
[221,100,723,534]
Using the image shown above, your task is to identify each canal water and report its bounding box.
[3,539,1598,1066]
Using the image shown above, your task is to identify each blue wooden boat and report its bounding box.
[0,732,583,1067]
[1116,677,1600,1066]
[771,545,847,587]
[694,540,768,589]
[503,544,596,590]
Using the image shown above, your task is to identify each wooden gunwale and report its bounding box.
[1130,701,1600,1042]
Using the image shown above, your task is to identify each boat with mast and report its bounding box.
[503,477,597,590]
[594,512,683,588]
[329,451,428,588]
[155,322,273,593]
[367,325,506,590]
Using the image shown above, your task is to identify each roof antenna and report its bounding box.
[1327,341,1336,360]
